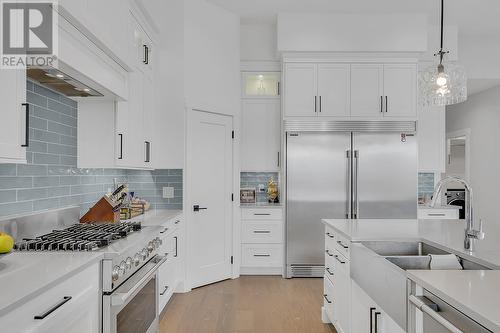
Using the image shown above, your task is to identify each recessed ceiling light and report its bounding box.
[83,88,90,92]
[45,73,56,78]
[56,74,64,78]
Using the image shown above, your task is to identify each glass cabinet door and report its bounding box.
[242,72,280,97]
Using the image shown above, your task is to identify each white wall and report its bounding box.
[459,35,500,79]
[277,13,427,53]
[240,23,278,61]
[446,86,500,225]
[184,0,240,116]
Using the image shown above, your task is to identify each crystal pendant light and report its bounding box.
[420,0,467,106]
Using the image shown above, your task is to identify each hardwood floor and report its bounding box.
[159,276,336,333]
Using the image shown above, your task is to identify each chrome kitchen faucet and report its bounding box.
[429,176,485,251]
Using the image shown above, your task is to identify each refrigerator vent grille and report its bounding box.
[288,265,325,278]
[284,120,417,133]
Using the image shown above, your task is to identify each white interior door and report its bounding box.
[187,110,233,288]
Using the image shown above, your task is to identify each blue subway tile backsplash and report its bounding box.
[418,172,435,198]
[240,172,280,203]
[0,81,183,218]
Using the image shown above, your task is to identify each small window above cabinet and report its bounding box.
[242,72,281,98]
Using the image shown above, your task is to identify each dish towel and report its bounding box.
[429,254,463,270]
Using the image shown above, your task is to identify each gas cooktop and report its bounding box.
[14,222,142,252]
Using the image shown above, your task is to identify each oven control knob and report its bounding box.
[125,257,133,269]
[147,241,154,253]
[134,253,141,266]
[141,248,148,259]
[119,261,127,274]
[112,266,120,281]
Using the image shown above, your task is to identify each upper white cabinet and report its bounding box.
[418,106,446,172]
[350,64,384,118]
[0,69,27,164]
[317,64,351,117]
[351,63,417,118]
[283,63,317,117]
[284,63,350,118]
[284,62,417,120]
[383,64,417,118]
[241,99,281,171]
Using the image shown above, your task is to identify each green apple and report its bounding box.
[0,232,14,253]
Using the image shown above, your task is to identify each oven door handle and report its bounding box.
[111,255,168,306]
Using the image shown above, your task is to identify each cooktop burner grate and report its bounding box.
[14,222,142,252]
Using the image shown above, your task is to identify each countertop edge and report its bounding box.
[0,253,104,317]
[407,271,500,333]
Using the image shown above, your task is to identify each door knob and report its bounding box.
[193,205,208,212]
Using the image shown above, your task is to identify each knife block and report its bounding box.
[80,196,120,224]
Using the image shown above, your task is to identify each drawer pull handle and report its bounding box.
[254,213,271,216]
[323,294,332,304]
[337,240,349,249]
[428,213,446,216]
[325,250,334,257]
[160,286,169,296]
[326,232,334,238]
[334,255,346,264]
[253,230,271,234]
[253,254,270,257]
[326,267,334,276]
[160,227,169,234]
[34,296,72,320]
[175,220,180,224]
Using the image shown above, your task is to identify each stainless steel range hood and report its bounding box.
[27,67,103,97]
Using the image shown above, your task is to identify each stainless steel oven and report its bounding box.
[103,255,167,333]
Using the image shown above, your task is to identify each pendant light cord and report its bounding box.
[438,0,446,65]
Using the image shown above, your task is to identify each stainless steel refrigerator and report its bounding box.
[286,131,417,278]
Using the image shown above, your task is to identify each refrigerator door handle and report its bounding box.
[353,150,359,219]
[346,150,352,219]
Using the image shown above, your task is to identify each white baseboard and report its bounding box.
[240,266,283,275]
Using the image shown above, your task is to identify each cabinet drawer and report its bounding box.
[417,208,459,220]
[325,227,336,252]
[242,208,283,220]
[241,244,283,267]
[242,221,283,243]
[1,263,100,333]
[334,232,350,259]
[325,250,335,284]
[324,274,335,322]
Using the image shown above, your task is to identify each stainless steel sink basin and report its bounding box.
[361,240,450,256]
[350,241,492,330]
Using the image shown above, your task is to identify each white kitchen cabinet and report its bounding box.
[332,248,351,333]
[242,72,280,98]
[283,63,317,117]
[383,64,417,118]
[317,64,350,117]
[0,69,27,163]
[351,281,405,333]
[0,263,100,333]
[350,64,384,118]
[241,207,284,275]
[284,63,350,118]
[240,99,281,171]
[418,106,446,172]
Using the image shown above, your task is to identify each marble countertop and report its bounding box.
[0,252,103,316]
[121,209,183,226]
[240,202,283,208]
[418,204,460,210]
[408,270,500,332]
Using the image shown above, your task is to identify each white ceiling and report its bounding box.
[207,0,500,36]
[468,79,500,96]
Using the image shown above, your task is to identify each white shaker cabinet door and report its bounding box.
[284,63,317,117]
[317,64,350,117]
[241,99,281,171]
[350,64,384,119]
[383,64,417,118]
[0,69,27,163]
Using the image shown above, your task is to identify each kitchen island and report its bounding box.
[322,218,500,333]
